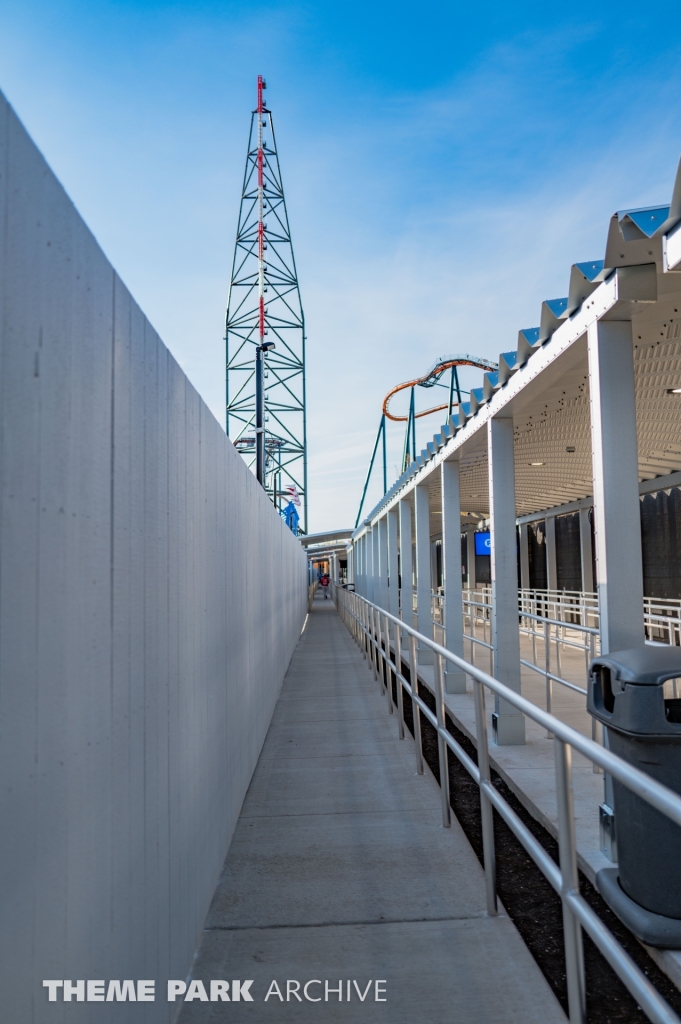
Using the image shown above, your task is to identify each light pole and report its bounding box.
[255,340,276,487]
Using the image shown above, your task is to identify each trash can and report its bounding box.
[588,646,681,947]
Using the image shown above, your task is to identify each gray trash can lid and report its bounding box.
[591,646,681,686]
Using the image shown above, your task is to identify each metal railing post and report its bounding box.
[554,737,586,1024]
[376,609,385,693]
[368,602,373,666]
[384,612,394,713]
[435,652,451,828]
[473,679,497,916]
[408,632,424,775]
[360,600,366,657]
[545,616,552,737]
[395,625,405,740]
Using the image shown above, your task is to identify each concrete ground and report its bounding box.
[178,594,566,1023]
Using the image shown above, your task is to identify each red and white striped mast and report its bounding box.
[226,74,306,525]
[254,74,269,486]
[257,74,266,343]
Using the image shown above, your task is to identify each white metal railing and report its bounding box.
[424,586,681,717]
[519,588,681,647]
[519,587,599,630]
[432,589,495,674]
[430,588,599,715]
[332,582,681,1024]
[360,585,679,647]
[645,596,681,646]
[308,580,317,611]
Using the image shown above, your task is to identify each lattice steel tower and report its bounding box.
[225,76,307,532]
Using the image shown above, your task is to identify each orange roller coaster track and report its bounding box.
[382,353,498,421]
[355,353,498,527]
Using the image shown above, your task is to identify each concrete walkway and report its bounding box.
[179,595,566,1022]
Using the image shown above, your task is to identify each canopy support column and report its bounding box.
[399,498,413,633]
[377,515,389,612]
[415,483,434,664]
[579,507,594,594]
[519,523,530,591]
[488,416,525,745]
[467,529,477,590]
[387,507,400,642]
[546,514,557,592]
[442,459,466,693]
[587,320,644,654]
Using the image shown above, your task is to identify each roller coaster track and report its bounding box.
[382,353,498,421]
[356,353,498,527]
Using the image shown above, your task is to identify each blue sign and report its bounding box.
[474,531,491,556]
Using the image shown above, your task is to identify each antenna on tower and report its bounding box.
[225,76,308,533]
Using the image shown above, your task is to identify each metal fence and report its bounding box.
[332,582,681,1024]
[427,586,681,718]
[308,580,318,612]
[518,587,681,647]
[431,587,599,716]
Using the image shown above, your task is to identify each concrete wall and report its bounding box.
[0,91,308,1021]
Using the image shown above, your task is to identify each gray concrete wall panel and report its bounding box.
[0,90,308,1021]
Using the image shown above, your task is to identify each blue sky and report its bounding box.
[1,0,680,531]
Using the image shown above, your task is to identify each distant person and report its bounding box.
[320,573,330,599]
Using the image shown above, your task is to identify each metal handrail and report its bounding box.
[331,581,681,1024]
[517,608,598,636]
[308,580,317,612]
[433,589,600,710]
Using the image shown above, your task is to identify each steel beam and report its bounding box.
[488,417,525,745]
[365,528,374,603]
[377,515,389,612]
[466,529,477,590]
[546,514,558,591]
[415,484,434,664]
[579,507,594,594]
[399,498,413,632]
[442,459,466,693]
[387,507,400,623]
[519,523,530,590]
[587,320,644,653]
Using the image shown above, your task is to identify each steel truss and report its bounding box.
[225,77,307,531]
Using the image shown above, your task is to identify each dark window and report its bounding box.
[475,553,491,584]
[555,512,581,591]
[641,488,681,600]
[528,521,547,589]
